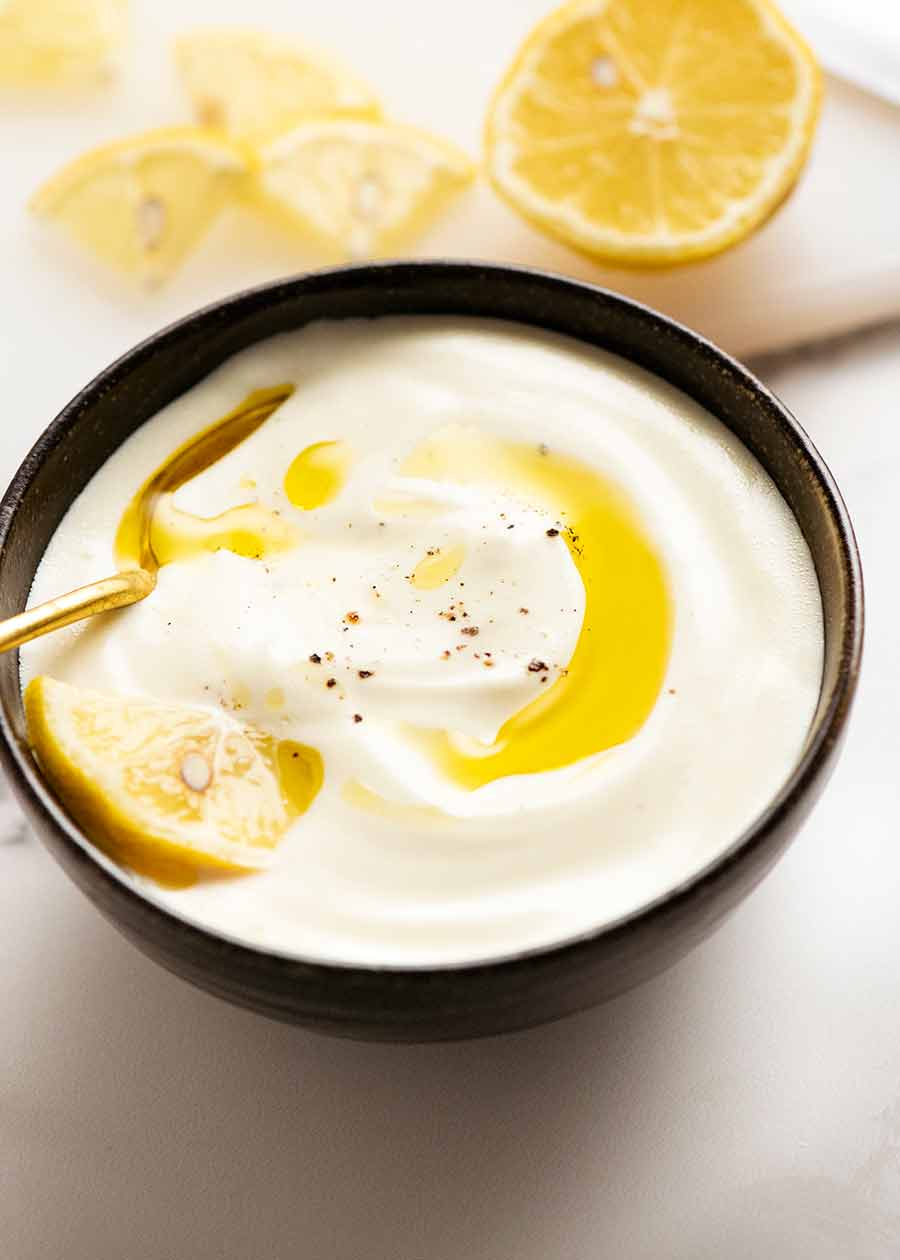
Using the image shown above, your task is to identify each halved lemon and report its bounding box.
[175,28,382,142]
[485,0,822,267]
[30,126,251,284]
[0,0,127,86]
[25,676,323,887]
[255,119,475,259]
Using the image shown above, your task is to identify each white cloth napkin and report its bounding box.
[783,0,900,106]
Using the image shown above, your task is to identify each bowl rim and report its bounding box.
[0,260,864,979]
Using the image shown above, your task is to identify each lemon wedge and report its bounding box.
[0,0,127,86]
[255,119,475,259]
[485,0,822,267]
[30,126,251,284]
[25,675,323,887]
[175,28,382,142]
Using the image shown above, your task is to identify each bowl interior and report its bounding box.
[0,262,861,941]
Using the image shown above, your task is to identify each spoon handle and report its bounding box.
[0,570,155,655]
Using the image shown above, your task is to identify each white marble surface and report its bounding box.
[3,2,900,1255]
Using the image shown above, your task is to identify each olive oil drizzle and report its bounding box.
[400,426,672,789]
[276,740,325,817]
[114,394,668,822]
[409,543,466,591]
[284,439,352,510]
[115,384,295,572]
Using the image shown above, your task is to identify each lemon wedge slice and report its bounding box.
[485,0,822,267]
[25,676,323,887]
[255,119,475,259]
[175,28,382,142]
[0,0,127,86]
[30,126,251,284]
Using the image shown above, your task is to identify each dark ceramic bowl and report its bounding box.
[0,263,862,1041]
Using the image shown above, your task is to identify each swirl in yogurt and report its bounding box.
[21,319,822,964]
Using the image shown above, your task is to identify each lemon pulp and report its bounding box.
[255,119,475,260]
[30,127,251,284]
[0,0,127,86]
[25,676,323,888]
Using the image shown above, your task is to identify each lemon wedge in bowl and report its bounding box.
[25,676,323,888]
[485,0,822,267]
[0,0,127,86]
[175,28,382,142]
[255,119,475,259]
[30,126,251,284]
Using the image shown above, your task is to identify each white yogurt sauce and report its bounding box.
[21,319,823,964]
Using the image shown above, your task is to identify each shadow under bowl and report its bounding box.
[0,262,863,1041]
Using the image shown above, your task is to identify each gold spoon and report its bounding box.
[0,385,294,656]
